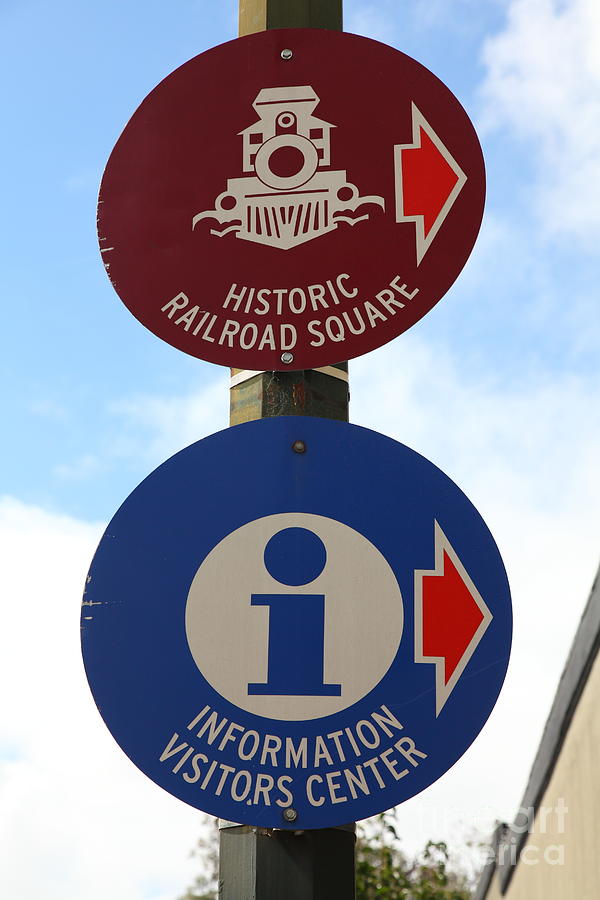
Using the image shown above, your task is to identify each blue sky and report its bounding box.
[1,1,599,898]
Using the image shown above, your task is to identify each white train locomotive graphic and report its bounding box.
[193,85,385,250]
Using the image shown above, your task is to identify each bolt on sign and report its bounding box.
[81,417,511,830]
[98,29,485,371]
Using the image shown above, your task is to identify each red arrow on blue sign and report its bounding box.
[414,521,493,716]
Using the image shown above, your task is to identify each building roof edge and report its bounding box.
[475,560,600,896]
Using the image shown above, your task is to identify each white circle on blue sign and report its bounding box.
[81,416,512,830]
[186,512,404,720]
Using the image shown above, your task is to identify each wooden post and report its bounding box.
[230,0,348,428]
[239,0,343,37]
[219,4,356,899]
[229,364,349,425]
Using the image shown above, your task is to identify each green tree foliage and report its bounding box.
[355,811,471,900]
[177,817,219,900]
[178,810,472,900]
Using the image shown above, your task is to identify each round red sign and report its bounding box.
[98,29,485,371]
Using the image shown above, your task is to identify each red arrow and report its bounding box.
[394,104,467,265]
[414,522,492,715]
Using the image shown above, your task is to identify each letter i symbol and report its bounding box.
[248,527,341,697]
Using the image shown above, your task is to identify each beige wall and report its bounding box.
[485,648,600,899]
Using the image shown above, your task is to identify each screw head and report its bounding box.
[281,351,294,364]
[292,440,306,454]
[281,48,293,60]
[283,807,298,822]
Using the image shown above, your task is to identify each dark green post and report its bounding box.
[219,3,356,898]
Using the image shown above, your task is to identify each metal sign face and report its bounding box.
[81,417,511,829]
[98,29,485,371]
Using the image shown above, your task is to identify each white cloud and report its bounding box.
[109,374,227,467]
[411,0,499,33]
[53,452,105,480]
[65,167,101,193]
[51,375,228,487]
[0,498,206,900]
[480,0,600,245]
[346,0,502,46]
[345,2,398,42]
[30,398,69,421]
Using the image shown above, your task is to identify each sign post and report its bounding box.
[238,0,347,425]
[229,3,355,898]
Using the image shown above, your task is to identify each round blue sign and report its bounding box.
[81,417,511,829]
